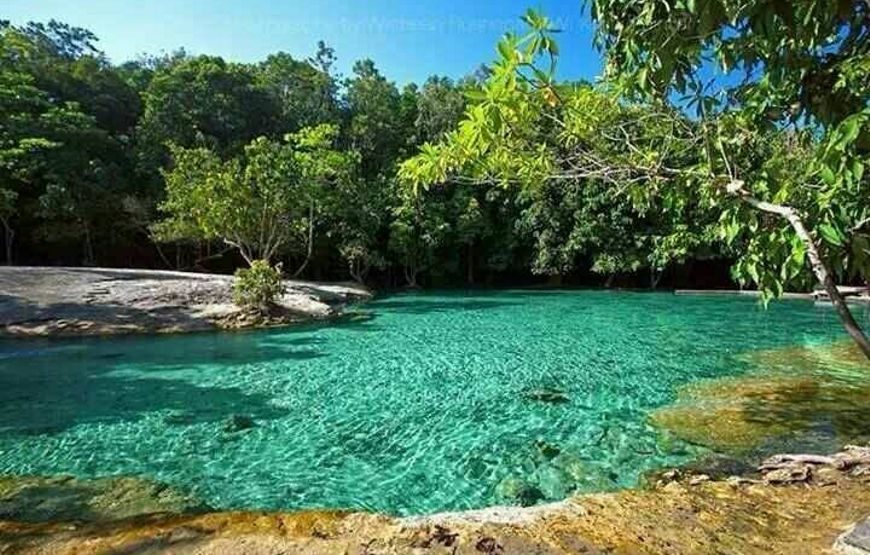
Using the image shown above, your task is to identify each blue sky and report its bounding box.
[3,0,602,85]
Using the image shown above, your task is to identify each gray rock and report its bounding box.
[835,517,870,555]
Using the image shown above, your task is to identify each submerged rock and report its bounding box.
[2,446,870,554]
[649,341,870,452]
[0,475,205,523]
[495,477,545,507]
[523,388,570,405]
[533,440,561,460]
[223,414,256,433]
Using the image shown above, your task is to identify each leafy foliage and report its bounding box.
[233,259,286,311]
[155,124,354,267]
[7,10,863,302]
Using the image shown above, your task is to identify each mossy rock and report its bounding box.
[0,475,206,523]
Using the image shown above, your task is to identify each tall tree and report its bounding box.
[155,124,355,270]
[345,59,404,176]
[586,0,870,356]
[400,8,869,356]
[256,50,339,132]
[137,55,279,164]
[0,21,139,265]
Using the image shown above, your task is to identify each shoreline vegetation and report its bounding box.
[0,266,371,338]
[1,266,866,339]
[0,444,868,554]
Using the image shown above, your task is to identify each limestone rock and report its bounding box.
[0,475,204,523]
[835,517,870,555]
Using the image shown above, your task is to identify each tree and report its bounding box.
[288,124,359,276]
[154,138,301,265]
[388,182,451,287]
[0,188,16,264]
[401,9,870,357]
[0,22,124,265]
[345,59,404,176]
[155,124,355,270]
[256,50,339,132]
[586,0,870,357]
[137,55,279,162]
[415,76,468,144]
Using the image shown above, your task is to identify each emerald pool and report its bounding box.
[0,290,867,516]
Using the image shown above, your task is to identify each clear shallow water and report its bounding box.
[0,290,866,515]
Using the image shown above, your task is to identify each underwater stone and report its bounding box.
[524,388,570,404]
[0,475,205,523]
[534,440,561,460]
[224,414,256,433]
[536,466,570,500]
[495,476,545,507]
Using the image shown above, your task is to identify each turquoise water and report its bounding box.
[0,291,866,515]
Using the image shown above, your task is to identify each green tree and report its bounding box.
[345,59,404,176]
[256,49,339,132]
[155,124,355,270]
[401,8,870,357]
[0,22,130,265]
[388,182,451,287]
[154,138,301,265]
[415,76,468,144]
[587,0,870,356]
[138,55,279,163]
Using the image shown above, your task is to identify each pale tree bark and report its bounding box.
[650,267,664,290]
[82,220,94,266]
[224,238,255,266]
[349,257,370,284]
[292,200,315,278]
[731,182,870,359]
[404,264,420,288]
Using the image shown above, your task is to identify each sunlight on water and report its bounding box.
[0,291,866,515]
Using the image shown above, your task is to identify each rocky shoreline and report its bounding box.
[0,267,371,337]
[0,445,868,554]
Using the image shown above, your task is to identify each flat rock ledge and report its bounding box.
[1,445,869,554]
[837,518,870,555]
[0,266,371,337]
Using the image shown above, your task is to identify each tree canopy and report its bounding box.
[1,10,866,350]
[399,6,869,356]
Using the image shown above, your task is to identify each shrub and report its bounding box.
[233,260,286,312]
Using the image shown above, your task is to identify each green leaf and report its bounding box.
[819,166,836,186]
[819,222,845,246]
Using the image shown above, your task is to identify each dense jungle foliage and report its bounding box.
[0,18,728,288]
[1,4,867,300]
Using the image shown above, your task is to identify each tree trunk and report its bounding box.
[153,240,173,270]
[734,184,870,359]
[604,274,615,288]
[404,264,419,288]
[650,267,663,290]
[467,243,474,285]
[1,218,13,265]
[292,201,315,278]
[82,220,94,266]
